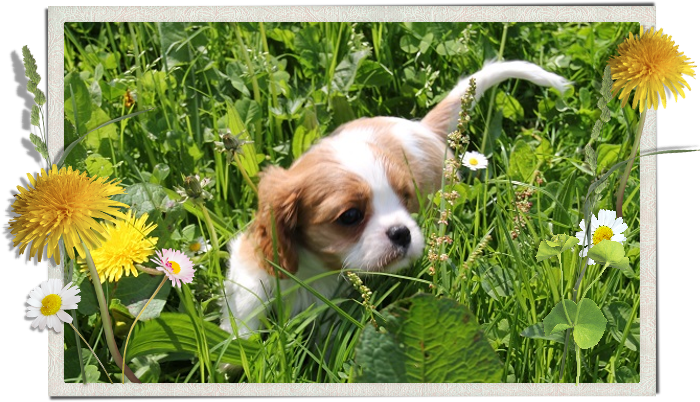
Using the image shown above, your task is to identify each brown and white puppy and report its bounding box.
[220,61,569,337]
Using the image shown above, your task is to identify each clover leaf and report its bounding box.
[536,234,579,262]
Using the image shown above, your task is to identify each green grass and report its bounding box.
[62,21,641,384]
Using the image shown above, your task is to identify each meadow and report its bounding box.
[62,21,641,383]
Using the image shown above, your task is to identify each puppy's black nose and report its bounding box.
[386,225,411,248]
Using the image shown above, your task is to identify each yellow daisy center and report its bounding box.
[189,242,201,252]
[592,226,614,245]
[40,294,62,316]
[469,158,479,166]
[168,260,181,274]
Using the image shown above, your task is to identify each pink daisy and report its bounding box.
[150,248,195,287]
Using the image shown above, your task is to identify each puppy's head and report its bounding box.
[251,123,425,276]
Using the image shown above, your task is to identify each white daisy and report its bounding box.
[26,279,81,332]
[151,248,196,288]
[461,151,489,171]
[184,237,210,257]
[575,209,628,265]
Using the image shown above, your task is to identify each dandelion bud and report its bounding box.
[183,175,203,199]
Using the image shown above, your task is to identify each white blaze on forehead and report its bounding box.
[328,128,402,213]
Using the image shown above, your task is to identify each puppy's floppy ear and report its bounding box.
[251,166,300,277]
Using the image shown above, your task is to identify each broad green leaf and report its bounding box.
[158,22,205,69]
[29,133,48,160]
[225,62,251,97]
[330,95,356,126]
[267,27,295,48]
[353,294,502,383]
[596,144,622,175]
[94,63,104,82]
[587,240,633,275]
[64,72,92,129]
[58,108,153,169]
[536,234,579,261]
[114,274,172,321]
[84,108,118,151]
[572,298,607,349]
[535,240,561,262]
[150,163,171,184]
[356,60,393,88]
[294,25,333,74]
[579,87,591,108]
[544,298,606,349]
[234,98,261,130]
[113,182,168,216]
[65,352,100,383]
[291,125,319,159]
[226,101,259,177]
[331,50,369,93]
[436,39,462,56]
[496,92,524,121]
[482,318,511,349]
[139,70,171,105]
[77,277,99,316]
[536,138,553,163]
[520,322,566,344]
[508,140,537,182]
[85,154,114,178]
[399,34,420,53]
[603,302,640,351]
[544,299,576,335]
[130,354,166,383]
[127,313,260,366]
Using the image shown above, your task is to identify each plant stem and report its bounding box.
[576,344,581,385]
[121,275,168,383]
[610,294,640,380]
[233,23,262,149]
[258,22,283,143]
[479,23,509,154]
[233,153,258,195]
[68,323,114,384]
[579,263,609,302]
[82,242,141,383]
[199,201,225,289]
[69,309,87,384]
[615,108,647,218]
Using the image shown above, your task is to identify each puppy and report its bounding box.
[220,61,569,338]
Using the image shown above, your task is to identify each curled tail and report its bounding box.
[422,61,571,138]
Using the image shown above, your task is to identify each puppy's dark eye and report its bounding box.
[337,208,364,226]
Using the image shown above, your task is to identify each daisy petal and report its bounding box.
[56,310,73,324]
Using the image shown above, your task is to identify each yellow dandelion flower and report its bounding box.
[83,211,158,283]
[9,165,128,263]
[609,26,696,112]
